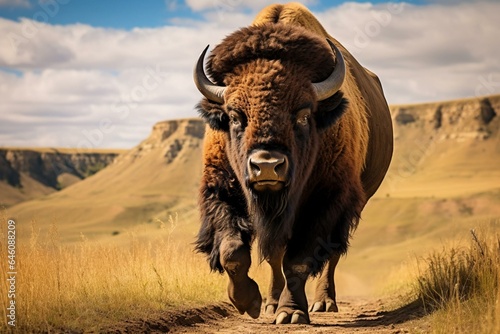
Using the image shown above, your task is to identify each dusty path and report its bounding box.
[112,297,428,333]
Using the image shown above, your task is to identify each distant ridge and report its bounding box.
[0,147,125,207]
[390,94,499,141]
[5,94,500,243]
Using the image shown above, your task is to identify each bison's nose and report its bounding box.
[247,150,288,191]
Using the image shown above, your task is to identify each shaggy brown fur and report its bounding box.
[195,2,393,324]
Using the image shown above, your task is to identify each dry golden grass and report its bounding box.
[415,227,500,333]
[0,215,231,333]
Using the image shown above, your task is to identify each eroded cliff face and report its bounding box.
[115,118,205,164]
[378,94,500,199]
[390,95,499,141]
[0,119,205,208]
[0,149,121,189]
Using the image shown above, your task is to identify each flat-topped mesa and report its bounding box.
[116,118,205,164]
[391,94,499,141]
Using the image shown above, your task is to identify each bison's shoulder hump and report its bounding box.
[208,23,334,84]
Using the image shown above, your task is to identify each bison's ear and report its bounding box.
[315,92,348,131]
[196,99,229,131]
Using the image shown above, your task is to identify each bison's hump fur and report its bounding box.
[207,23,335,86]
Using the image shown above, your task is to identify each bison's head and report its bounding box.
[194,23,347,258]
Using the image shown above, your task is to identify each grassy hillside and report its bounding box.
[7,119,204,243]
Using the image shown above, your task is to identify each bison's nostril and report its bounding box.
[249,160,261,176]
[274,159,287,176]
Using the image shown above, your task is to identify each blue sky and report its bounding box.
[0,0,498,148]
[0,0,427,29]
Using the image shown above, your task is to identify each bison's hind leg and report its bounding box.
[220,237,262,318]
[309,253,340,313]
[273,258,311,324]
[264,248,285,315]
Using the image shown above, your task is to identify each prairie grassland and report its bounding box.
[0,215,247,333]
[415,227,500,333]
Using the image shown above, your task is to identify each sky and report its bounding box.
[0,0,499,149]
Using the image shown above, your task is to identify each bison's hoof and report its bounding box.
[246,298,262,319]
[265,304,277,315]
[232,296,262,319]
[275,310,309,324]
[309,300,339,313]
[228,277,262,319]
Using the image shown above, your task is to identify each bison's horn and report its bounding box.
[193,45,226,104]
[312,40,346,101]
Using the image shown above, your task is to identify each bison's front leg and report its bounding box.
[197,190,262,318]
[197,189,262,318]
[195,133,262,318]
[310,253,340,313]
[220,236,262,318]
[274,255,311,324]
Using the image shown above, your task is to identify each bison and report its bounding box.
[193,2,393,325]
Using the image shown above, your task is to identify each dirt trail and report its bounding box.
[112,297,428,333]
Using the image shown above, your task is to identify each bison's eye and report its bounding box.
[229,111,242,128]
[296,108,311,127]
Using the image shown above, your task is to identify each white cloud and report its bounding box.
[314,1,500,103]
[0,1,499,149]
[0,18,230,70]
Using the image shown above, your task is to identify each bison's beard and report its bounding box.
[248,188,295,261]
